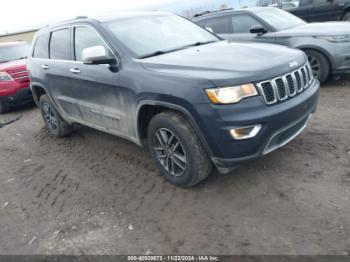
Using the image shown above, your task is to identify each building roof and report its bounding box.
[0,29,39,37]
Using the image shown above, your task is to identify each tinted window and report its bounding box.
[74,26,113,61]
[50,29,71,60]
[33,34,49,59]
[205,17,229,34]
[231,14,262,33]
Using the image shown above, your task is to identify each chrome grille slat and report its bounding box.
[257,63,314,106]
[287,74,297,97]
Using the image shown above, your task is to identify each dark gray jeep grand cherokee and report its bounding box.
[28,12,320,187]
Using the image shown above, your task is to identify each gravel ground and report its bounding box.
[0,78,349,255]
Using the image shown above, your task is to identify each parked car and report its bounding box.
[28,12,320,187]
[193,7,350,83]
[283,0,350,22]
[0,42,32,114]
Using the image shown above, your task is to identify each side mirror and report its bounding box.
[205,27,214,33]
[82,46,116,65]
[250,25,268,35]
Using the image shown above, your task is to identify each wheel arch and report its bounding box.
[136,100,214,158]
[298,45,333,70]
[341,6,350,20]
[30,82,48,104]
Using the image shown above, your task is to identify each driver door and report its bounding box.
[225,14,275,44]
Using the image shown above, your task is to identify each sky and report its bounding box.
[1,0,256,35]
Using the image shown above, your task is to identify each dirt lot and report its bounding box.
[0,78,349,255]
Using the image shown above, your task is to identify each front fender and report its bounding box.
[136,98,214,158]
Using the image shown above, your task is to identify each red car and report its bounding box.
[0,41,33,114]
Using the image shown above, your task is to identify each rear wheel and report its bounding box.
[0,101,8,114]
[342,12,350,21]
[39,95,73,137]
[147,111,212,187]
[305,49,330,84]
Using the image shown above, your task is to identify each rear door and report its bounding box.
[289,0,314,21]
[46,28,81,119]
[69,25,126,133]
[308,0,342,21]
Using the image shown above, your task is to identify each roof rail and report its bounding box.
[193,8,234,18]
[75,16,88,19]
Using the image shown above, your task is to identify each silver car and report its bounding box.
[193,7,350,83]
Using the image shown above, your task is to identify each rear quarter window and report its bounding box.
[33,33,50,59]
[50,28,71,60]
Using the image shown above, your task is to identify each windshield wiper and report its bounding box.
[0,60,10,64]
[18,56,28,60]
[183,40,217,48]
[140,48,184,59]
[140,41,218,59]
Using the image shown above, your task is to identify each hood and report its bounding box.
[0,59,27,72]
[276,22,350,37]
[140,41,306,86]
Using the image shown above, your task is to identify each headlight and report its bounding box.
[315,35,350,43]
[0,72,13,81]
[206,83,258,104]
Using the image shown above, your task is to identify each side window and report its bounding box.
[312,0,328,4]
[74,26,113,61]
[231,14,263,34]
[205,17,229,34]
[33,34,50,59]
[50,29,71,60]
[195,20,207,28]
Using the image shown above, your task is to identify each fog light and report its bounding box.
[230,124,262,140]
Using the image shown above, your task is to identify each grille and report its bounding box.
[257,63,314,105]
[8,70,30,83]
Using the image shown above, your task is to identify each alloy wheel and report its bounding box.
[308,55,321,79]
[42,102,58,131]
[153,128,187,177]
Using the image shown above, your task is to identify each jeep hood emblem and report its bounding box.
[289,61,299,68]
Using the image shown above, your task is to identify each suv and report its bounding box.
[193,7,350,83]
[283,0,350,22]
[28,13,320,187]
[0,42,32,114]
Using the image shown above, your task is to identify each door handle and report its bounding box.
[69,68,81,74]
[41,65,49,70]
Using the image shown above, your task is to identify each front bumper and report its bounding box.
[328,42,350,74]
[0,87,33,106]
[194,79,320,173]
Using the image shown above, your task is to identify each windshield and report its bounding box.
[0,43,29,63]
[104,14,219,58]
[255,8,306,31]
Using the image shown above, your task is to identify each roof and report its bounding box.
[37,11,172,34]
[192,7,275,20]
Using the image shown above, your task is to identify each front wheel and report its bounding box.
[39,95,73,137]
[147,111,212,187]
[0,101,8,114]
[305,49,330,84]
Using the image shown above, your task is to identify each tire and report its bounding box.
[147,111,212,187]
[342,12,350,21]
[0,101,8,114]
[39,95,73,137]
[304,49,330,84]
